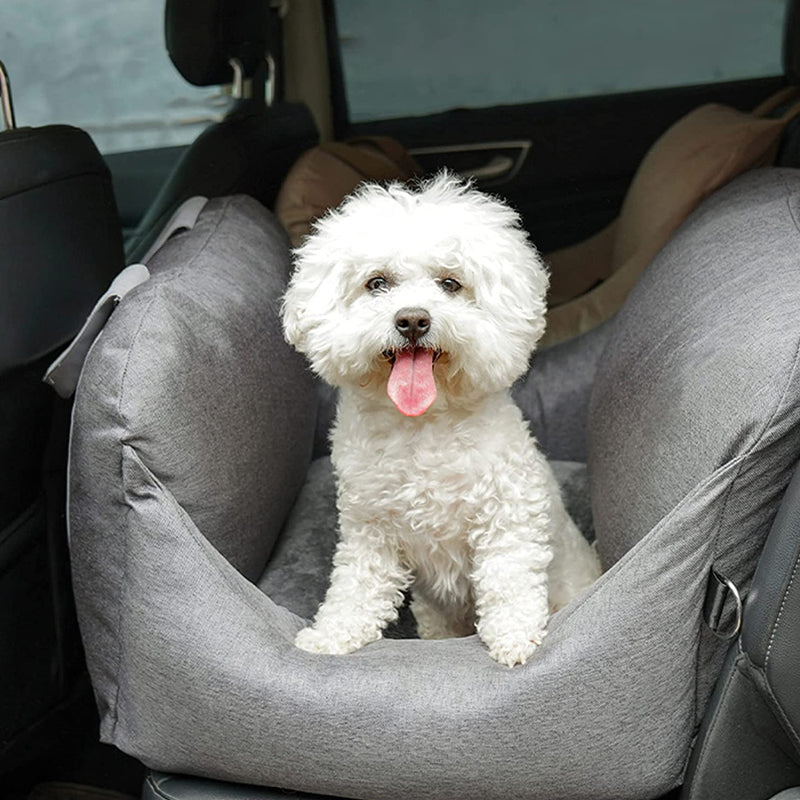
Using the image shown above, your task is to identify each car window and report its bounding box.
[336,0,786,122]
[0,0,232,154]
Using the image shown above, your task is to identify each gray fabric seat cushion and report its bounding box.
[68,170,800,800]
[589,168,800,573]
[512,319,613,463]
[70,195,317,583]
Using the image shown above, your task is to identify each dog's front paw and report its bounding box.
[486,629,547,668]
[294,626,362,655]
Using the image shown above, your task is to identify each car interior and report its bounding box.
[3,1,800,799]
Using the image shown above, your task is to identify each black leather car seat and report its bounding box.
[0,60,124,772]
[680,459,800,799]
[124,0,319,263]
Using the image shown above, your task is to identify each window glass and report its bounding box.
[336,0,785,122]
[1,0,232,153]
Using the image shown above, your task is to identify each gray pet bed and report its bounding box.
[69,170,800,799]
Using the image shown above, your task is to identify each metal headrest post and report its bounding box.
[0,59,17,131]
[228,52,276,106]
[228,57,246,99]
[265,53,276,107]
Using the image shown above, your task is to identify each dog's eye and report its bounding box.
[365,275,390,293]
[439,277,462,294]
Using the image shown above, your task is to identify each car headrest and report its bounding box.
[165,0,279,87]
[0,125,124,373]
[785,0,800,84]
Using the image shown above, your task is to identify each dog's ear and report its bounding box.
[458,190,550,353]
[281,246,340,353]
[280,281,306,351]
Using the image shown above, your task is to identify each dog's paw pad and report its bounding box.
[294,626,357,655]
[487,631,546,668]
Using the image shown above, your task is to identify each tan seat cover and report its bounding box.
[542,88,800,346]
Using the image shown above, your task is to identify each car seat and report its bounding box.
[124,0,319,263]
[0,60,124,772]
[61,159,800,799]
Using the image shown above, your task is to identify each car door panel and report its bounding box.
[410,140,531,185]
[348,76,783,251]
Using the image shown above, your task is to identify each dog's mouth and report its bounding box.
[381,348,443,366]
[381,347,442,417]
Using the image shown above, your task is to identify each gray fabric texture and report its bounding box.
[70,195,317,582]
[101,444,718,800]
[513,318,613,462]
[68,170,800,800]
[69,195,317,731]
[588,168,800,573]
[553,460,594,542]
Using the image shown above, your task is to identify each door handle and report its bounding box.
[0,60,16,131]
[409,141,531,186]
[459,154,515,181]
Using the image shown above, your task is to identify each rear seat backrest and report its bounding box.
[125,0,318,263]
[0,61,124,770]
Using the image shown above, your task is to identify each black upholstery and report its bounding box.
[143,772,334,800]
[166,0,278,87]
[743,465,800,698]
[0,122,123,527]
[125,0,317,263]
[0,125,123,372]
[125,102,317,263]
[777,1,800,166]
[0,122,123,771]
[776,116,800,167]
[681,464,800,800]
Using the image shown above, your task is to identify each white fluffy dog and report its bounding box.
[281,173,601,667]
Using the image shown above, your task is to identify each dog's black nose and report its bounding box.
[394,307,431,342]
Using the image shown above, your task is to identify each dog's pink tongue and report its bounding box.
[387,348,437,416]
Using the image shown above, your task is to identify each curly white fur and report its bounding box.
[282,173,601,667]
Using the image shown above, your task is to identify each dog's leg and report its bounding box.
[520,461,602,613]
[547,498,602,613]
[295,525,411,655]
[470,462,554,667]
[472,540,552,667]
[472,536,552,667]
